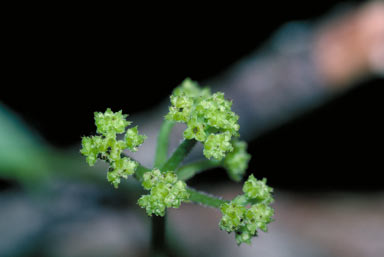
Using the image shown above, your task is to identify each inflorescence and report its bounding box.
[138,169,189,216]
[80,108,146,188]
[80,78,274,246]
[166,78,240,161]
[223,140,251,182]
[220,174,274,245]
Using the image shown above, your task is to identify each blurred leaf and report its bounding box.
[0,102,49,185]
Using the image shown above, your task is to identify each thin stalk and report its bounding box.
[176,159,221,181]
[187,187,228,208]
[154,120,174,169]
[150,213,167,257]
[161,139,196,172]
[150,120,174,257]
[135,164,151,181]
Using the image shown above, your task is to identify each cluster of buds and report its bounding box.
[220,175,274,245]
[80,78,274,246]
[80,108,146,188]
[166,78,240,161]
[138,169,189,216]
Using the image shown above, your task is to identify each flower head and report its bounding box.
[94,108,131,136]
[219,174,274,245]
[223,140,251,181]
[81,109,146,188]
[203,132,233,160]
[138,169,190,216]
[243,175,273,203]
[166,78,240,161]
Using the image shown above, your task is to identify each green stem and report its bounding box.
[176,159,221,181]
[135,164,151,181]
[187,187,228,208]
[161,139,196,172]
[154,120,174,169]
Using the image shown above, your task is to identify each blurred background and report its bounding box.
[1,1,383,256]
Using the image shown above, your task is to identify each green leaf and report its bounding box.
[0,103,49,184]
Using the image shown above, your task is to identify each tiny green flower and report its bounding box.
[107,139,126,161]
[142,169,163,190]
[219,200,246,232]
[245,203,274,233]
[165,94,194,122]
[125,126,147,152]
[183,118,206,142]
[80,136,101,166]
[203,132,233,160]
[107,156,138,189]
[195,92,239,135]
[223,140,251,181]
[172,77,211,98]
[94,108,131,136]
[243,175,273,203]
[138,169,190,216]
[235,230,252,245]
[107,169,121,189]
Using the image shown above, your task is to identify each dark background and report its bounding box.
[2,0,383,191]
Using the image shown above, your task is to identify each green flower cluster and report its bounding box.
[138,169,190,216]
[166,78,240,161]
[80,108,146,188]
[223,140,251,182]
[219,174,274,245]
[79,80,274,246]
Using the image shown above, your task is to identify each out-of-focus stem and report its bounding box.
[176,160,221,181]
[154,120,174,169]
[150,213,167,257]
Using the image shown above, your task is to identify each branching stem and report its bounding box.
[135,164,150,181]
[176,159,221,181]
[187,187,228,208]
[161,139,196,172]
